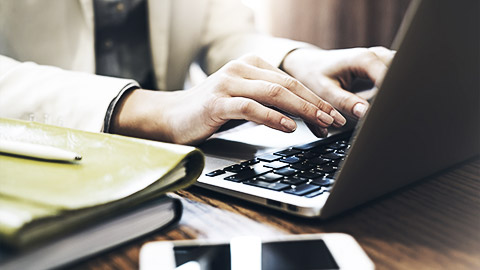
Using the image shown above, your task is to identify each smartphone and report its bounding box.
[139,233,374,270]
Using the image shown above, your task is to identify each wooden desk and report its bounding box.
[75,158,480,270]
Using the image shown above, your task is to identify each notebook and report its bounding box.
[194,0,480,218]
[0,196,182,270]
[0,117,204,248]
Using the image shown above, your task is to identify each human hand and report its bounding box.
[281,47,395,119]
[111,55,346,145]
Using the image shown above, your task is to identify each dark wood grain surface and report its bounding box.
[74,157,480,270]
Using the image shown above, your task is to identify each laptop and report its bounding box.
[195,0,480,218]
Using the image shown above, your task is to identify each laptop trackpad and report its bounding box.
[200,121,322,160]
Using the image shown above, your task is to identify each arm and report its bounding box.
[111,55,345,145]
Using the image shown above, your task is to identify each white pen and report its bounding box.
[0,139,82,162]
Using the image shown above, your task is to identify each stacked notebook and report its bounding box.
[0,118,204,269]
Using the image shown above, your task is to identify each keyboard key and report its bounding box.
[274,148,302,157]
[327,142,348,150]
[330,158,345,166]
[315,164,337,174]
[310,176,334,186]
[312,147,334,154]
[282,176,308,185]
[224,167,271,182]
[244,180,290,191]
[322,152,345,160]
[255,173,284,183]
[240,158,259,166]
[223,164,245,173]
[205,169,225,177]
[308,157,330,166]
[305,189,325,198]
[257,153,282,162]
[291,162,314,171]
[274,167,298,176]
[295,151,319,159]
[284,183,321,196]
[263,161,288,169]
[280,156,303,164]
[297,171,323,179]
[292,141,321,151]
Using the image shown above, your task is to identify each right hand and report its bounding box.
[281,47,395,119]
[111,55,345,145]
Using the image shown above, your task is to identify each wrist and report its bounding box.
[279,49,300,73]
[281,47,322,76]
[110,89,173,142]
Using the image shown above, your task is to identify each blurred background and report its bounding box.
[190,0,412,85]
[245,0,412,49]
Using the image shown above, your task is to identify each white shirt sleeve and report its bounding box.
[0,55,139,132]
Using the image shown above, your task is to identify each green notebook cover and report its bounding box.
[0,118,204,249]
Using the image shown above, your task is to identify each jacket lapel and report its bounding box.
[78,0,94,33]
[147,0,172,90]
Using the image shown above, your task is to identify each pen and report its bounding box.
[0,139,82,162]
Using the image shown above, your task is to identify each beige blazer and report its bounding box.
[0,0,307,132]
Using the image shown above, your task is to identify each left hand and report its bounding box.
[281,47,395,120]
[110,55,345,145]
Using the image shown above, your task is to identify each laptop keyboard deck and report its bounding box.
[204,132,352,198]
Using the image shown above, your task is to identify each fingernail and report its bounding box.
[353,103,368,118]
[330,110,346,126]
[317,110,334,125]
[280,118,297,132]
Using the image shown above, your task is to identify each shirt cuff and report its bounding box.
[103,83,140,133]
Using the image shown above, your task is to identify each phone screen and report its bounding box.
[174,239,339,270]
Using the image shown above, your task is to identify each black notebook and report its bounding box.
[0,195,182,270]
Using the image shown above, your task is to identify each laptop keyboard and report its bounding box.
[205,132,352,198]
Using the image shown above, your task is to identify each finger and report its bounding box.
[224,77,335,128]
[246,65,347,126]
[368,46,395,66]
[342,48,389,87]
[321,79,370,119]
[211,97,297,133]
[225,58,346,126]
[348,47,395,93]
[359,53,388,86]
[306,122,328,138]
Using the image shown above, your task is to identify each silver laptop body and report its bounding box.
[195,0,480,218]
